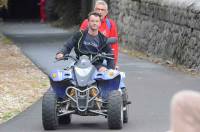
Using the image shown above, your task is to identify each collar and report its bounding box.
[101,16,108,23]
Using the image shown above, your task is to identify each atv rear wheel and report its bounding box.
[107,90,123,129]
[122,88,128,105]
[123,105,128,123]
[42,88,58,130]
[122,88,129,123]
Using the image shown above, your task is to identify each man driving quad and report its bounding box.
[56,11,115,72]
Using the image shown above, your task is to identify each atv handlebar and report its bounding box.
[106,37,117,45]
[91,52,114,63]
[55,53,113,64]
[55,54,78,62]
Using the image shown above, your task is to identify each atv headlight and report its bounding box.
[75,67,93,77]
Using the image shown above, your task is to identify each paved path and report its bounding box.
[0,22,199,132]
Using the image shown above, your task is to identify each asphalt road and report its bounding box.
[0,22,199,132]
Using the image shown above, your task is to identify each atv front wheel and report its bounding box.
[58,114,71,124]
[42,88,58,130]
[107,90,123,129]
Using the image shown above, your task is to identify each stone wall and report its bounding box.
[54,0,81,27]
[109,0,200,70]
[52,0,93,27]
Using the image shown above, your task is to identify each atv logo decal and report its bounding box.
[52,73,57,78]
[108,71,114,77]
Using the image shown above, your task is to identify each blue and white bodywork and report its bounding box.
[50,69,73,82]
[50,62,126,100]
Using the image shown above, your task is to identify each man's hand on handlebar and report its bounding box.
[55,53,64,60]
[115,65,119,70]
[98,66,107,72]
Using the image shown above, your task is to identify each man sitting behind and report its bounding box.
[80,0,119,66]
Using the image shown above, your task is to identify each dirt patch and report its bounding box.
[0,34,49,124]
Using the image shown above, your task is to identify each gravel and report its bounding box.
[0,34,49,124]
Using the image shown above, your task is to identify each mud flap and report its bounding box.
[98,75,121,100]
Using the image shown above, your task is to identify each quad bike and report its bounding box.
[42,38,131,130]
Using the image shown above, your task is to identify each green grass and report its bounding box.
[0,34,12,45]
[2,110,20,122]
[2,37,12,45]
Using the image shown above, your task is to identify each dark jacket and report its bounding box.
[59,30,115,69]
